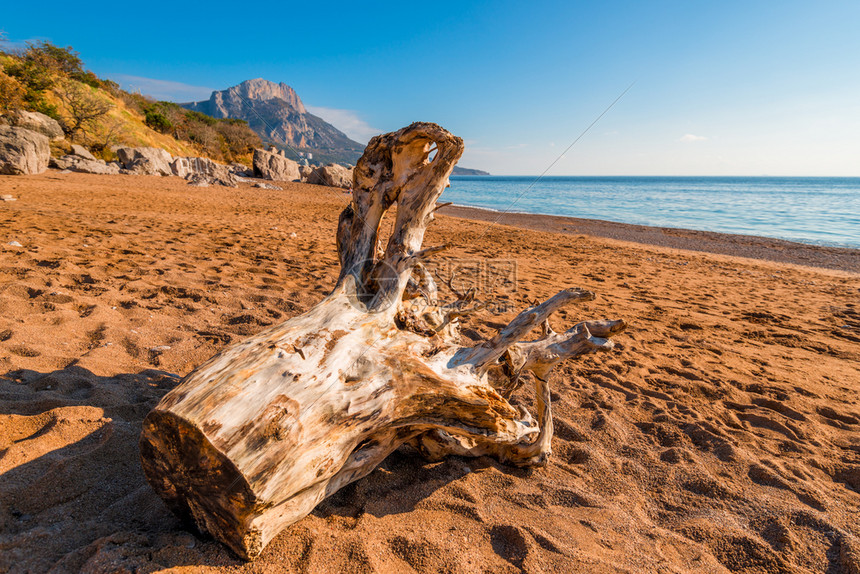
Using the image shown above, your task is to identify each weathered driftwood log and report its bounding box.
[139,122,626,559]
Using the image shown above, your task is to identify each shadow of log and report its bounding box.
[0,366,240,572]
[315,447,534,521]
[0,365,536,569]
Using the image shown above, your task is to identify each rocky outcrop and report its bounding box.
[181,79,364,164]
[0,110,64,141]
[0,126,50,175]
[171,156,227,178]
[190,78,306,118]
[299,165,313,181]
[308,163,353,188]
[70,144,96,160]
[171,157,239,187]
[116,147,173,176]
[50,155,120,175]
[252,148,300,182]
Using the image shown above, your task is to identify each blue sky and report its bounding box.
[3,1,858,175]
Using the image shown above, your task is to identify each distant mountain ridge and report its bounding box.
[182,78,365,164]
[451,166,490,176]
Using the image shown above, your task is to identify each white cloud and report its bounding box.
[107,74,215,102]
[306,106,381,144]
[679,133,708,143]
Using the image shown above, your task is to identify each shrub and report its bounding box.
[215,119,261,160]
[184,109,217,126]
[0,68,24,112]
[144,109,173,133]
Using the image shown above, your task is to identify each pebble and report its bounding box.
[290,232,298,238]
[7,241,22,247]
[151,345,171,352]
[1,195,16,202]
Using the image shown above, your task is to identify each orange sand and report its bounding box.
[1,172,859,573]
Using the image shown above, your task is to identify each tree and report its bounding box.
[90,117,125,155]
[54,81,113,140]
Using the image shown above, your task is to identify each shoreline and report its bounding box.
[438,203,860,274]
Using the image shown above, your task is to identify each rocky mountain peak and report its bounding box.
[221,78,306,114]
[182,79,363,164]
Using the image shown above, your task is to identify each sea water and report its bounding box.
[442,176,860,249]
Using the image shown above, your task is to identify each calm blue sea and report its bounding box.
[442,176,860,249]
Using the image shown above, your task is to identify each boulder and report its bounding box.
[0,126,50,175]
[116,147,173,176]
[171,157,239,187]
[308,163,353,188]
[171,156,230,179]
[50,155,120,175]
[253,148,300,182]
[299,165,313,181]
[253,182,283,190]
[0,110,64,141]
[70,144,96,161]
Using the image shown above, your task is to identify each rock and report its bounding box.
[252,148,300,182]
[186,175,210,187]
[171,157,238,187]
[1,194,16,201]
[308,163,353,188]
[116,147,173,176]
[186,172,238,188]
[0,126,50,175]
[299,165,313,181]
[7,241,23,247]
[78,158,119,175]
[252,182,283,190]
[70,144,96,160]
[0,110,64,141]
[171,156,230,179]
[50,155,120,175]
[229,163,253,177]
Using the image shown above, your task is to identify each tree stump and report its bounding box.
[139,122,626,559]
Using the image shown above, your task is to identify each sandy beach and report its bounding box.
[1,171,859,573]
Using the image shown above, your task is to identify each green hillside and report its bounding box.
[0,41,260,164]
